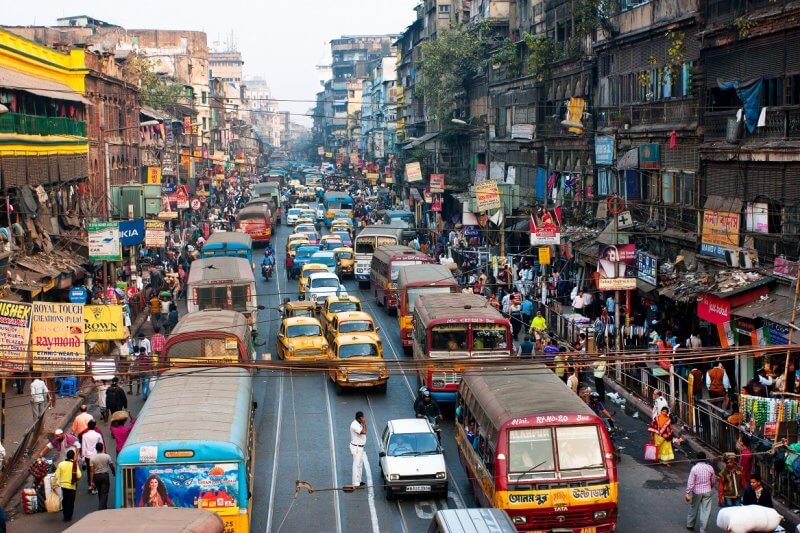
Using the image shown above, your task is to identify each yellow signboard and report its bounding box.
[30,302,85,372]
[538,247,551,265]
[700,209,740,258]
[325,151,333,158]
[474,179,503,211]
[366,172,379,183]
[147,167,162,184]
[0,301,33,372]
[84,305,126,340]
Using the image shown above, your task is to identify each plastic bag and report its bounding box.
[45,490,61,513]
[716,505,782,533]
[644,442,657,462]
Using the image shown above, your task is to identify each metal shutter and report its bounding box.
[703,161,743,199]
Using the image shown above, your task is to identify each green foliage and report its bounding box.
[522,33,554,82]
[124,52,185,111]
[491,38,522,78]
[734,16,756,38]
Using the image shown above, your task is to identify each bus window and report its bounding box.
[431,325,468,352]
[356,239,375,254]
[230,285,249,313]
[390,261,421,281]
[197,286,227,310]
[377,236,397,247]
[472,324,508,351]
[508,428,556,481]
[556,426,605,476]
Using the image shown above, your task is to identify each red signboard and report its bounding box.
[697,285,770,325]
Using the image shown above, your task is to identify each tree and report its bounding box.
[124,52,185,111]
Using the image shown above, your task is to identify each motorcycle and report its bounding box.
[261,262,273,281]
[424,414,443,442]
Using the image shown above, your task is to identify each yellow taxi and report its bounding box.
[333,247,354,277]
[331,220,353,237]
[286,235,311,257]
[276,316,329,361]
[299,263,331,295]
[279,300,317,319]
[320,294,363,335]
[325,311,382,352]
[328,333,388,393]
[295,216,316,228]
[292,202,310,210]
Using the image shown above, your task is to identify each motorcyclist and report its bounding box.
[415,388,443,421]
[588,392,615,428]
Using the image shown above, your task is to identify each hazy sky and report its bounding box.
[4,0,419,125]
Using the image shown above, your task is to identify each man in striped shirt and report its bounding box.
[686,452,716,533]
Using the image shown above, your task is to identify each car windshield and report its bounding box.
[337,251,353,260]
[303,268,327,278]
[387,432,440,456]
[288,208,302,215]
[296,225,315,233]
[286,324,321,338]
[311,277,339,288]
[339,320,374,333]
[329,302,360,314]
[312,254,336,266]
[289,241,307,251]
[338,343,379,358]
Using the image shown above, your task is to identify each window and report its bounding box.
[764,77,784,107]
[786,74,800,106]
[202,91,207,104]
[196,286,227,310]
[439,4,451,13]
[662,172,675,204]
[338,343,378,358]
[472,324,508,352]
[202,117,207,129]
[508,428,555,481]
[597,168,616,196]
[407,287,452,312]
[555,426,604,477]
[431,324,468,353]
[230,285,249,312]
[286,324,322,338]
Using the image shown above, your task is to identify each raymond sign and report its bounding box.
[84,305,126,340]
[701,210,740,258]
[30,302,85,372]
[145,221,167,248]
[474,179,503,211]
[0,301,32,371]
[405,161,423,183]
[429,174,445,193]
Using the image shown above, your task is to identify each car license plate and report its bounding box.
[406,485,431,492]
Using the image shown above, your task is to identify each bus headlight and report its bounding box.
[593,511,608,520]
[388,474,399,481]
[337,369,348,379]
[435,472,446,480]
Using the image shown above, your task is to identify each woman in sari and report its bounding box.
[648,405,674,465]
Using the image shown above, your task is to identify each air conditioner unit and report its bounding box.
[724,249,740,268]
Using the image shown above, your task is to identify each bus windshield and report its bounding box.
[406,287,453,313]
[507,426,605,483]
[355,238,375,254]
[556,426,605,477]
[431,324,468,354]
[472,324,508,351]
[508,428,556,481]
[287,324,322,338]
[339,343,379,358]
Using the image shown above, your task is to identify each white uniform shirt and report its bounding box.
[30,379,48,403]
[350,420,366,446]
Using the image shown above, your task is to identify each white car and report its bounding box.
[286,207,302,225]
[379,418,447,500]
[316,205,325,221]
[306,271,347,308]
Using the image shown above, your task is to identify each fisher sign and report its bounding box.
[0,301,32,371]
[474,179,503,211]
[30,302,85,372]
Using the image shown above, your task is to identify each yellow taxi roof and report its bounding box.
[334,333,380,346]
[283,316,323,327]
[333,246,353,253]
[325,294,361,306]
[334,311,374,323]
[301,263,330,273]
[288,234,309,242]
[284,300,316,310]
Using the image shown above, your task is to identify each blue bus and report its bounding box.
[115,367,254,533]
[200,232,254,265]
[322,191,354,227]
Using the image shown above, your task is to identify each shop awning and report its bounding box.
[402,132,439,150]
[732,285,797,326]
[0,66,90,105]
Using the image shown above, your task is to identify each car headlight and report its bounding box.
[388,474,399,481]
[322,343,329,351]
[288,346,295,352]
[379,367,388,378]
[435,472,446,480]
[593,511,608,520]
[337,369,348,379]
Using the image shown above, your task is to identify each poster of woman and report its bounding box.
[138,474,173,507]
[597,244,637,289]
[133,463,239,514]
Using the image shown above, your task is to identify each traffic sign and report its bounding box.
[190,198,201,211]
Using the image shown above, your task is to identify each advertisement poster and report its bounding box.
[700,210,740,258]
[119,219,145,247]
[84,305,126,340]
[133,463,239,515]
[529,208,562,246]
[145,221,167,248]
[176,186,190,210]
[30,302,85,372]
[405,161,422,183]
[636,251,658,286]
[595,135,615,166]
[0,301,32,371]
[147,167,162,184]
[597,244,637,290]
[474,179,502,211]
[745,202,769,233]
[88,222,121,262]
[538,247,551,265]
[429,174,445,193]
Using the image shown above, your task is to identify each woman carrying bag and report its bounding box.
[647,405,675,465]
[53,449,81,522]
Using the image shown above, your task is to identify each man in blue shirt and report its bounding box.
[517,336,535,358]
[543,338,560,364]
[520,298,534,336]
[606,295,615,314]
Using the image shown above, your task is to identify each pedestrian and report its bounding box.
[105,377,128,417]
[737,435,753,486]
[517,336,534,358]
[29,374,50,421]
[71,404,94,440]
[89,442,114,510]
[742,472,773,507]
[109,415,136,454]
[54,449,81,522]
[96,380,110,423]
[566,367,579,394]
[651,389,669,421]
[648,406,674,465]
[37,429,81,463]
[686,451,715,533]
[151,327,166,361]
[520,297,534,334]
[167,303,179,334]
[543,337,560,366]
[529,311,547,334]
[349,411,367,487]
[592,353,606,399]
[80,421,103,491]
[148,293,161,331]
[706,360,730,399]
[718,452,744,507]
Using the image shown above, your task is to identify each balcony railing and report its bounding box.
[0,112,86,137]
[596,99,697,129]
[705,107,800,141]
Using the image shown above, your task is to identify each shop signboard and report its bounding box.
[366,172,379,183]
[697,293,731,325]
[84,305,126,340]
[636,251,658,286]
[161,183,176,194]
[538,247,551,265]
[176,186,190,210]
[119,219,145,247]
[597,244,637,290]
[147,167,162,184]
[88,222,121,262]
[773,257,799,281]
[30,302,85,372]
[701,210,740,258]
[595,135,615,166]
[474,179,502,211]
[510,123,535,141]
[638,143,660,169]
[405,161,423,183]
[68,287,89,304]
[145,220,167,248]
[429,174,445,193]
[162,153,176,176]
[0,301,32,371]
[529,209,562,246]
[131,462,239,515]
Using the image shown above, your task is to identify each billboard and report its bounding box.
[701,210,740,258]
[529,208,562,246]
[595,135,615,166]
[88,222,121,262]
[30,302,85,372]
[0,301,32,371]
[597,244,637,290]
[474,179,502,211]
[405,161,423,183]
[429,174,445,193]
[132,463,239,515]
[84,305,126,341]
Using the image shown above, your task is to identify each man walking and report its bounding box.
[706,360,730,400]
[349,411,367,487]
[686,452,715,533]
[81,421,103,492]
[718,452,744,507]
[89,442,114,510]
[71,404,94,439]
[29,374,50,421]
[105,377,128,417]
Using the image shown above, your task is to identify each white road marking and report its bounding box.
[365,396,408,533]
[265,373,284,533]
[362,454,381,533]
[323,375,343,533]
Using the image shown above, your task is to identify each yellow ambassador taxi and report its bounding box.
[294,216,316,228]
[329,333,388,393]
[286,234,310,257]
[325,311,382,352]
[333,247,354,277]
[331,220,353,238]
[298,263,331,295]
[320,294,362,336]
[276,316,329,361]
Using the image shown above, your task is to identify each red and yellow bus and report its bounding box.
[236,204,273,244]
[397,264,458,349]
[412,293,511,403]
[456,368,618,531]
[370,245,434,311]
